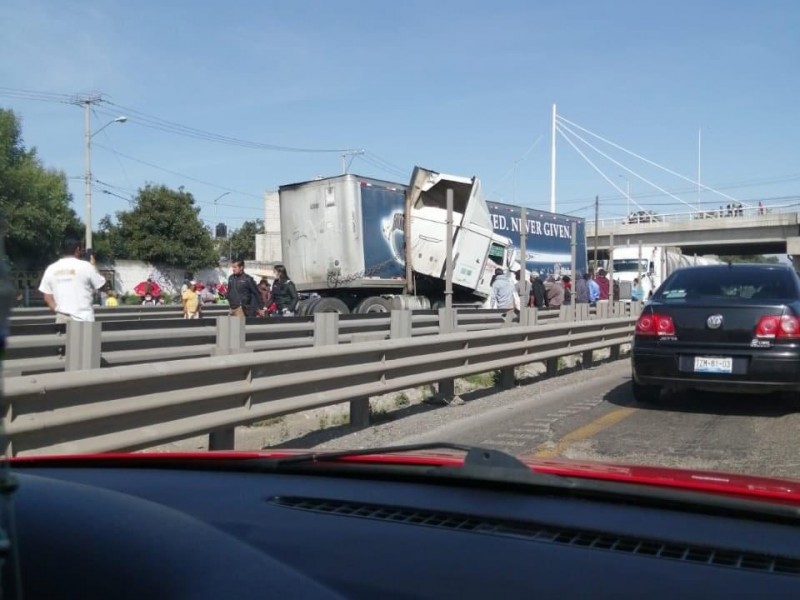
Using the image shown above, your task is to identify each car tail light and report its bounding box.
[755,315,800,339]
[635,313,675,336]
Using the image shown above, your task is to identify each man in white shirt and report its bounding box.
[38,239,107,323]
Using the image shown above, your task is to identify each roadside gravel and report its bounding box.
[144,348,626,454]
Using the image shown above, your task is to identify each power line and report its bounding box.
[0,86,76,105]
[92,142,263,200]
[354,153,409,180]
[96,102,354,154]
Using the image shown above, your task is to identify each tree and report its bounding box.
[102,184,217,270]
[216,219,264,261]
[0,109,83,270]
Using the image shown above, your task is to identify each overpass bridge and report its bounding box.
[587,201,800,259]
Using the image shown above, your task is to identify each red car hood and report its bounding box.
[9,450,800,507]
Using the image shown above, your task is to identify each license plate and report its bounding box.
[694,356,733,374]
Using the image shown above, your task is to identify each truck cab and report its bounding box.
[406,167,512,299]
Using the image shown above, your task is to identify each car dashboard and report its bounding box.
[4,462,800,599]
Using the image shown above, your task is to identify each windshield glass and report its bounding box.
[612,259,648,273]
[656,266,798,303]
[2,2,799,501]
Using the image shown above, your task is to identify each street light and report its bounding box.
[618,174,631,220]
[211,191,230,225]
[84,113,127,250]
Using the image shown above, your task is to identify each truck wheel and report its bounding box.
[310,297,350,314]
[632,380,662,404]
[354,297,393,314]
[391,295,431,311]
[296,298,320,316]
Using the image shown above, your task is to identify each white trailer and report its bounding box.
[610,245,722,300]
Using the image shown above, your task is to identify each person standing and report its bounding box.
[490,268,516,310]
[528,272,548,309]
[587,271,601,305]
[544,276,565,309]
[227,260,261,317]
[271,265,298,316]
[574,273,590,304]
[631,278,644,302]
[596,269,610,302]
[182,280,201,319]
[38,239,107,323]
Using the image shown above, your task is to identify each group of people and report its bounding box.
[175,261,300,319]
[37,239,300,324]
[226,261,298,318]
[489,267,633,312]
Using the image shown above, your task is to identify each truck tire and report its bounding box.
[309,297,350,314]
[296,298,320,316]
[354,297,393,314]
[391,295,431,311]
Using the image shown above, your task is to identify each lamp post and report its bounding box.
[84,111,127,250]
[211,192,230,227]
[618,174,630,219]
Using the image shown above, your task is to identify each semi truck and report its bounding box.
[609,245,722,300]
[278,167,587,314]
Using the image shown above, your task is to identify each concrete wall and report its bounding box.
[98,259,278,295]
[256,190,282,263]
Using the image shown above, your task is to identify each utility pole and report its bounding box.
[593,195,599,271]
[341,149,365,174]
[549,103,557,213]
[78,94,125,250]
[697,127,702,211]
[82,96,100,250]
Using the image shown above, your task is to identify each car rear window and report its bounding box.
[655,267,799,302]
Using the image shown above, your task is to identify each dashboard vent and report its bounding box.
[271,496,800,576]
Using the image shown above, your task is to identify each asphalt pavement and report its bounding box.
[388,360,800,481]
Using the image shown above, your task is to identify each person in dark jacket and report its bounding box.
[226,260,261,317]
[528,272,548,309]
[271,264,298,316]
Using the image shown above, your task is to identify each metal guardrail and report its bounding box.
[4,308,567,376]
[10,304,231,325]
[3,302,640,456]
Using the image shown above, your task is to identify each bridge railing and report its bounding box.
[3,302,641,456]
[587,200,800,229]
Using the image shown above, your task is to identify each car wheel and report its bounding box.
[632,380,662,404]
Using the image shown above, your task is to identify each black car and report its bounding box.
[631,263,800,402]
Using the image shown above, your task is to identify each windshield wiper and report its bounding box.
[259,442,532,470]
[239,443,800,525]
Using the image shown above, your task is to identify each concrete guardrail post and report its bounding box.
[519,306,536,327]
[437,307,457,401]
[214,316,250,356]
[314,312,370,428]
[390,309,412,339]
[209,317,249,450]
[546,357,559,378]
[65,321,102,371]
[575,303,590,322]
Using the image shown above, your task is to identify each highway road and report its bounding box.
[318,359,800,482]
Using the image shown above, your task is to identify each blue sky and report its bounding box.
[1,0,798,233]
